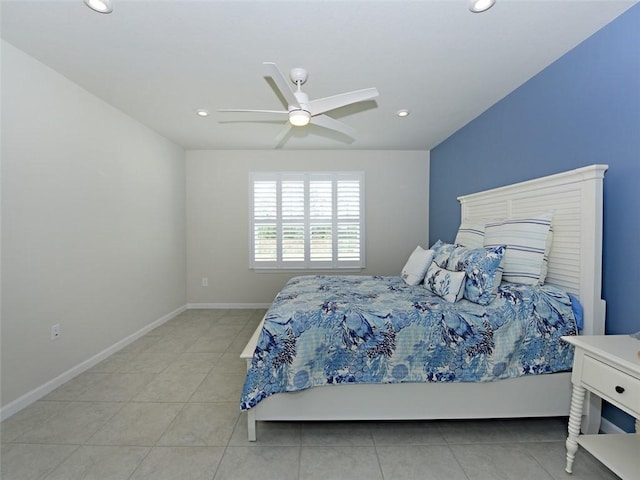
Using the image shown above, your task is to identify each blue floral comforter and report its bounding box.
[240,275,577,411]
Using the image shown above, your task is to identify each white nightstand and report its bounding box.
[562,335,640,479]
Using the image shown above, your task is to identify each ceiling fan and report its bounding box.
[218,62,379,139]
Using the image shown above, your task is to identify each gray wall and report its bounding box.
[1,41,187,410]
[0,43,429,415]
[186,150,429,305]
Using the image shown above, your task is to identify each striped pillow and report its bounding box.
[454,221,486,249]
[483,212,553,286]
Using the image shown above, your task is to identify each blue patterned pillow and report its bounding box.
[429,240,459,268]
[424,262,466,302]
[447,245,506,305]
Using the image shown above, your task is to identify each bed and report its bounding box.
[240,164,608,441]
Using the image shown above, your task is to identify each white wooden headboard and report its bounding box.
[457,165,608,336]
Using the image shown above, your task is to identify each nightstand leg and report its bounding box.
[565,384,586,474]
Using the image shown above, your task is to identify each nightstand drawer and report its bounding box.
[581,355,640,415]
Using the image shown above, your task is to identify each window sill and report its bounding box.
[250,268,365,274]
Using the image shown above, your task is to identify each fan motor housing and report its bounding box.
[289,67,308,85]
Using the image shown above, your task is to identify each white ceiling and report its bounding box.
[1,0,636,150]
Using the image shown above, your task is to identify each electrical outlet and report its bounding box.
[51,324,60,340]
[202,277,208,287]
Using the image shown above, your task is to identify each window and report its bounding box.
[250,171,365,270]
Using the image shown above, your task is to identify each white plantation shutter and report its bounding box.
[281,179,304,262]
[252,181,277,263]
[337,179,361,262]
[250,172,365,269]
[309,179,332,262]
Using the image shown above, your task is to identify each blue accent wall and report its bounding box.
[430,4,640,432]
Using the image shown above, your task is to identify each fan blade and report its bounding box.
[217,109,288,114]
[274,124,292,149]
[306,87,379,116]
[263,62,300,109]
[312,114,357,138]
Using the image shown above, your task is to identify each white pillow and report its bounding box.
[401,246,435,286]
[423,262,466,302]
[539,225,554,285]
[454,221,486,249]
[483,211,553,286]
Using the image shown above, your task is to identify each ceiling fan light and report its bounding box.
[289,110,311,127]
[469,0,495,13]
[84,0,113,14]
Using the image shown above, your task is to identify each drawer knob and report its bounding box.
[615,385,625,394]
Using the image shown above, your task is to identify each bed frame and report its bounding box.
[241,164,608,441]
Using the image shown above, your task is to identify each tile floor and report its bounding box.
[1,309,620,480]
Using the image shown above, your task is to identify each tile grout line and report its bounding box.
[371,432,386,480]
[209,407,243,480]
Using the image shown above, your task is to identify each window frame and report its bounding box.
[249,171,365,271]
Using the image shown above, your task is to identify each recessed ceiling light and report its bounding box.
[84,0,113,14]
[196,109,209,117]
[469,0,495,13]
[396,109,410,117]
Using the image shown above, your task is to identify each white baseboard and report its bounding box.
[0,304,187,422]
[187,303,271,309]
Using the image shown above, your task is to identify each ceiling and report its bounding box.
[1,0,636,150]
